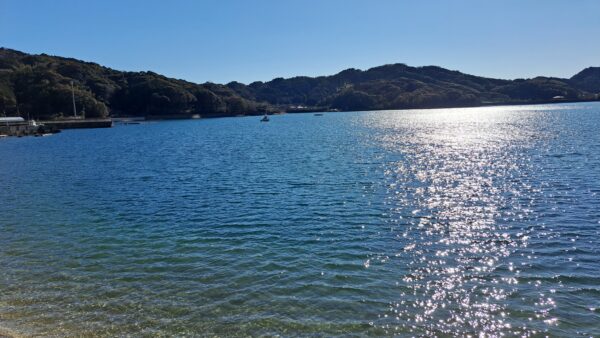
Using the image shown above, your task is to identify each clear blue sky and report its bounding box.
[1,0,599,84]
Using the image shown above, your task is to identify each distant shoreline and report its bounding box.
[284,97,599,114]
[111,98,600,122]
[2,100,597,138]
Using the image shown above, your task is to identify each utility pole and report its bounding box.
[71,81,78,117]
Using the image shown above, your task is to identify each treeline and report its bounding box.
[1,47,599,120]
[0,48,266,120]
[229,64,600,111]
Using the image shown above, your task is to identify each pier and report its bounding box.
[40,118,113,130]
[1,117,112,138]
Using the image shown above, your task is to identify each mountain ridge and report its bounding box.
[0,47,598,120]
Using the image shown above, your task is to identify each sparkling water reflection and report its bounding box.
[1,103,599,336]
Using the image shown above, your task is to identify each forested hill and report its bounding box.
[229,65,600,112]
[0,47,598,120]
[0,48,266,120]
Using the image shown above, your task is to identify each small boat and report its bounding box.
[260,114,269,122]
[314,113,324,116]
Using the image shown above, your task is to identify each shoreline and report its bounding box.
[1,100,597,139]
[40,118,113,129]
[120,98,600,121]
[285,97,600,114]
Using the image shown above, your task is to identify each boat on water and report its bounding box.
[260,114,269,122]
[314,113,324,116]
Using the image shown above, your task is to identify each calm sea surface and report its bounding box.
[1,103,599,337]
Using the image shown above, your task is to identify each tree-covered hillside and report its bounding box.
[229,64,599,111]
[0,47,598,119]
[0,48,266,120]
[570,67,600,93]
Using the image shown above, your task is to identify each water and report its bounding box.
[1,103,599,337]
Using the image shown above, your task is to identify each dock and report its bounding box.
[40,118,113,129]
[1,117,113,138]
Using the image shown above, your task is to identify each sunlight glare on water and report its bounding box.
[363,106,558,335]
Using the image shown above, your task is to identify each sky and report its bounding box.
[1,0,599,84]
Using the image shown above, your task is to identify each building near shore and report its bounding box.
[0,117,26,123]
[0,117,43,136]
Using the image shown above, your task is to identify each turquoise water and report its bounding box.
[1,103,599,336]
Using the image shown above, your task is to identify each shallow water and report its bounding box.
[1,103,599,336]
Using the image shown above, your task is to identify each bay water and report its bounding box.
[1,103,599,336]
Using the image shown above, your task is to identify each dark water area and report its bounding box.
[1,103,599,336]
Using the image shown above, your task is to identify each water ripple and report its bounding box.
[1,103,599,336]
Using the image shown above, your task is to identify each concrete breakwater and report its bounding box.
[40,118,113,129]
[0,118,112,137]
